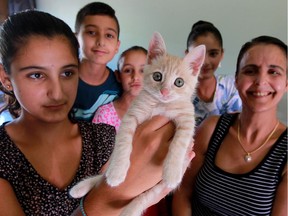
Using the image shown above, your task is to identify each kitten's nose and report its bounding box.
[160,88,169,96]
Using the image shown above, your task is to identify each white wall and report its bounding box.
[36,0,287,123]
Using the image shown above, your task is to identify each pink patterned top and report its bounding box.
[92,102,121,132]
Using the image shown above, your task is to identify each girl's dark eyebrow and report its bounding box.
[241,64,257,70]
[208,49,221,52]
[84,24,117,35]
[107,27,117,34]
[62,64,79,69]
[19,66,44,72]
[19,64,79,72]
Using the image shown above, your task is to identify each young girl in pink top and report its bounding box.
[92,46,147,131]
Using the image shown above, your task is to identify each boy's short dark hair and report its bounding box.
[75,2,120,39]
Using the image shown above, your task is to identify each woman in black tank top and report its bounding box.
[173,36,287,216]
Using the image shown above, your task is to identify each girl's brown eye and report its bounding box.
[29,73,43,79]
[62,70,74,77]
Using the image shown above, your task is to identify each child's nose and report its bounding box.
[96,36,105,47]
[47,80,63,100]
[203,54,210,65]
[132,71,142,80]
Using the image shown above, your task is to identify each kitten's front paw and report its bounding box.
[69,182,90,198]
[69,176,102,198]
[163,169,182,189]
[120,207,144,216]
[120,199,145,216]
[105,165,129,187]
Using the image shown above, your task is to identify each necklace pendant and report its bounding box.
[244,154,252,162]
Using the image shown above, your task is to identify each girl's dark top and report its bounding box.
[0,121,115,215]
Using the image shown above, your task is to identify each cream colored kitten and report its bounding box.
[70,32,205,216]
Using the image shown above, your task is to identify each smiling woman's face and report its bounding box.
[235,44,287,113]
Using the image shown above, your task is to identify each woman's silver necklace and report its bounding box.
[237,119,279,162]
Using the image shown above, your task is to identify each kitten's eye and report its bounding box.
[153,72,162,82]
[174,78,184,87]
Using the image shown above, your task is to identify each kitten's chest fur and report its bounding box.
[134,89,195,120]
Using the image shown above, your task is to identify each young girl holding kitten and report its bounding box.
[0,10,179,216]
[93,46,172,216]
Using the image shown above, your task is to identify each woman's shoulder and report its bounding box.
[195,113,237,153]
[196,114,237,141]
[197,115,220,133]
[195,115,220,143]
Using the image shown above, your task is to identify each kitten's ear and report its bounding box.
[185,45,206,76]
[147,32,167,64]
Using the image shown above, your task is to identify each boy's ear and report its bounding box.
[115,40,121,54]
[0,64,13,91]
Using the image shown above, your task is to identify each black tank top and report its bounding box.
[192,113,287,215]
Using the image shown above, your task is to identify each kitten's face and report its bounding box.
[142,32,205,103]
[143,54,198,103]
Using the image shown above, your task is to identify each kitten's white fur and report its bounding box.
[70,32,205,216]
